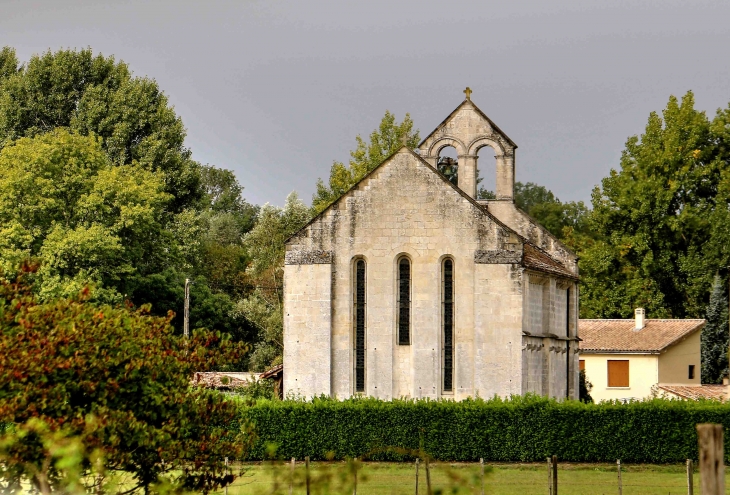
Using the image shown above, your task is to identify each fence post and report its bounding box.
[687,458,694,495]
[425,456,432,495]
[617,459,622,495]
[353,457,357,495]
[305,456,311,495]
[415,458,419,495]
[480,458,485,495]
[697,423,724,495]
[547,457,552,495]
[290,458,295,495]
[551,455,558,495]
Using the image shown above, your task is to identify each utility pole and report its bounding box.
[184,278,191,339]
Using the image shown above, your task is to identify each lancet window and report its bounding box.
[442,258,454,392]
[397,257,411,345]
[354,259,366,392]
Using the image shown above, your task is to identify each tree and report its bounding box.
[311,111,420,214]
[0,47,201,212]
[579,92,724,318]
[0,129,171,302]
[238,192,310,370]
[0,266,252,493]
[0,47,18,82]
[701,275,729,383]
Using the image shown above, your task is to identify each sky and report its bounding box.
[2,0,729,206]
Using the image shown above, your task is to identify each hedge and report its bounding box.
[234,395,730,463]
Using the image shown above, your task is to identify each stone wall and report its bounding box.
[285,149,525,400]
[282,263,332,399]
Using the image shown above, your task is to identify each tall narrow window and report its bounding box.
[443,259,454,392]
[354,260,366,392]
[397,257,411,345]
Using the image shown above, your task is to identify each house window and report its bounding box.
[354,259,366,392]
[607,360,629,388]
[397,257,411,345]
[688,365,695,380]
[442,258,454,392]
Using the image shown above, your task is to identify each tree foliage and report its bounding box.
[0,47,200,212]
[311,111,420,214]
[701,275,729,383]
[0,129,171,302]
[579,92,729,318]
[0,266,252,493]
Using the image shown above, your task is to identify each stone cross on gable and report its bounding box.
[464,87,472,100]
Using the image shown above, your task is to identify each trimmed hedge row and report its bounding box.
[235,396,730,463]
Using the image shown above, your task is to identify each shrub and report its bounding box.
[237,395,730,463]
[0,265,252,493]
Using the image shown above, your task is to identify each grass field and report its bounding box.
[219,461,730,495]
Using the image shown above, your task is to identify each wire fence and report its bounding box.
[214,458,723,495]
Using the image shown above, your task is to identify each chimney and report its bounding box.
[634,308,646,330]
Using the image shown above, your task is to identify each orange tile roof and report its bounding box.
[579,319,704,353]
[522,243,577,280]
[658,384,727,401]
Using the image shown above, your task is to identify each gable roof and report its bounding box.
[287,145,516,244]
[286,146,576,280]
[579,319,705,354]
[417,98,518,150]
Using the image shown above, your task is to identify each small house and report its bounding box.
[579,309,704,402]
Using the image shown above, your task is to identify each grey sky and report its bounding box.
[2,0,729,206]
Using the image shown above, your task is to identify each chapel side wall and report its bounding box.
[474,263,523,397]
[282,263,332,399]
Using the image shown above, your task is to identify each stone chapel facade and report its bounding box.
[283,91,580,401]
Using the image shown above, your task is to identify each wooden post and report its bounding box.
[547,457,552,495]
[617,459,622,495]
[415,458,419,495]
[687,458,694,495]
[224,457,229,495]
[697,424,724,495]
[290,457,295,495]
[425,456,432,495]
[480,458,485,495]
[353,457,357,495]
[305,456,311,495]
[551,455,558,495]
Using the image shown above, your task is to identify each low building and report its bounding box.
[579,309,704,402]
[656,384,727,401]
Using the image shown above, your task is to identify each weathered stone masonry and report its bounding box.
[283,93,580,401]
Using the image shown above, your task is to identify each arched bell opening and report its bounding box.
[437,145,459,186]
[475,145,498,200]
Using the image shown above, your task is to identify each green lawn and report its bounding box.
[219,461,728,495]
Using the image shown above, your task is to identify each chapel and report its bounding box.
[283,90,580,401]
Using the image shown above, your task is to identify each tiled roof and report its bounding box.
[192,372,259,389]
[579,319,705,353]
[260,364,283,379]
[658,384,727,401]
[522,243,577,280]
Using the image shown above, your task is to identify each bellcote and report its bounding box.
[418,90,517,201]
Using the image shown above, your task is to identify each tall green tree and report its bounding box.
[579,91,724,318]
[0,129,171,302]
[701,275,729,383]
[0,47,201,212]
[312,111,420,214]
